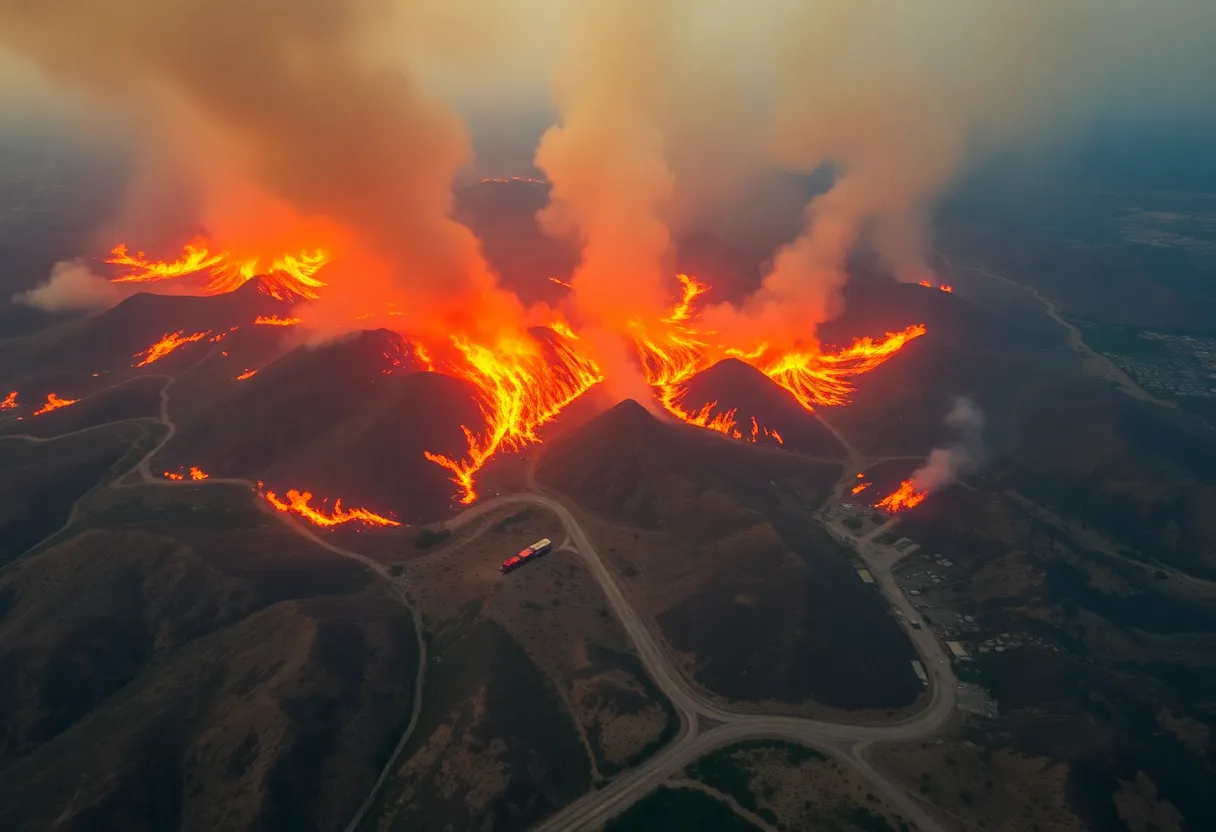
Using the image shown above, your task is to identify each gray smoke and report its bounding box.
[911,396,985,493]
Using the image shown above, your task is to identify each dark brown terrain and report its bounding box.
[538,399,923,712]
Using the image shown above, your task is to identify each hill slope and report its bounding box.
[538,401,922,711]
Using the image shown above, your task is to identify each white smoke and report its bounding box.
[13,258,124,311]
[911,396,985,493]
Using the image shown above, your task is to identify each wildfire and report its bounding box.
[413,344,435,372]
[634,275,925,431]
[424,333,603,504]
[262,486,401,528]
[875,480,927,513]
[0,391,16,410]
[107,241,329,300]
[918,279,953,294]
[33,393,79,415]
[254,315,301,326]
[236,368,258,380]
[133,330,211,367]
[548,276,573,289]
[163,466,209,481]
[852,480,872,496]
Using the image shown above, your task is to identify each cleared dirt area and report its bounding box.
[873,741,1086,832]
[686,740,909,831]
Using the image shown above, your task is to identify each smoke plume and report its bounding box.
[0,0,521,339]
[534,0,681,333]
[704,0,1216,349]
[14,259,125,312]
[911,397,985,494]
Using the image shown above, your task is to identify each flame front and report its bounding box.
[875,480,927,513]
[133,331,211,367]
[424,333,603,504]
[33,393,79,415]
[108,241,329,300]
[0,391,16,410]
[236,369,258,381]
[263,487,401,528]
[634,275,925,430]
[254,315,301,326]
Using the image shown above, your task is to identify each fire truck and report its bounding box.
[500,538,552,574]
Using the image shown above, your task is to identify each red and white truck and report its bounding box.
[500,538,552,574]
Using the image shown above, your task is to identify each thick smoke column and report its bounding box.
[704,0,1216,351]
[0,0,521,339]
[534,0,680,332]
[912,397,985,494]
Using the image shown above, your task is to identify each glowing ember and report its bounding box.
[424,334,603,504]
[254,315,301,326]
[236,368,258,380]
[875,480,927,513]
[0,391,16,410]
[133,330,211,367]
[33,393,79,415]
[263,486,401,528]
[108,240,329,300]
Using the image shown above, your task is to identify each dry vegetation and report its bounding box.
[873,741,1086,832]
[687,740,909,831]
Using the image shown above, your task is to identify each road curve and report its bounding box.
[15,359,953,831]
[453,491,955,832]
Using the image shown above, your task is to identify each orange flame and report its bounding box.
[254,315,302,326]
[163,471,184,481]
[133,331,211,367]
[875,480,927,513]
[413,344,435,372]
[424,334,603,504]
[263,487,401,528]
[190,466,209,480]
[852,481,872,495]
[107,239,224,283]
[550,320,579,340]
[108,240,329,300]
[634,275,925,433]
[548,276,573,289]
[236,368,258,380]
[33,393,79,415]
[939,284,953,293]
[0,391,16,410]
[918,279,932,288]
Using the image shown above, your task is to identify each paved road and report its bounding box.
[452,491,955,832]
[9,358,955,831]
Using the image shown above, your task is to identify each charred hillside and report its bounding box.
[677,358,845,457]
[164,329,483,522]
